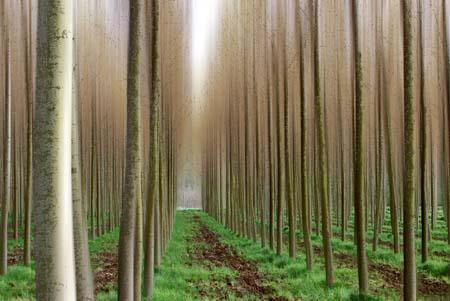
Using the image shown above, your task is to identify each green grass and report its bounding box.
[1,209,450,300]
[0,266,35,300]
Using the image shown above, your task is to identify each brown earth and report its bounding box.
[93,251,118,293]
[298,238,450,296]
[190,216,286,300]
[370,262,450,296]
[433,251,450,260]
[7,248,23,266]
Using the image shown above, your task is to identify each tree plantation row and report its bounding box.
[0,0,450,301]
[200,0,450,300]
[0,0,190,300]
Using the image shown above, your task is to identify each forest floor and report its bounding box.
[1,210,450,300]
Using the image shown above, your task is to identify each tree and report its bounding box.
[0,0,11,275]
[382,32,400,254]
[298,0,313,270]
[274,38,284,256]
[282,7,296,259]
[22,0,33,267]
[33,0,76,298]
[418,0,428,263]
[352,0,369,293]
[442,0,450,245]
[402,0,417,299]
[72,2,95,299]
[118,0,142,299]
[143,0,161,295]
[267,19,275,251]
[312,0,334,287]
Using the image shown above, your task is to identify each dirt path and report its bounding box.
[189,216,285,300]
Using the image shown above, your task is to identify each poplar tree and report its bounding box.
[72,4,94,298]
[352,0,369,293]
[418,0,428,263]
[298,0,313,270]
[312,0,334,287]
[0,0,11,275]
[34,0,77,298]
[143,0,161,296]
[402,0,417,299]
[118,0,142,299]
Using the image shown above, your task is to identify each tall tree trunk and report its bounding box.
[442,0,450,245]
[0,1,11,274]
[419,0,428,263]
[402,0,417,299]
[267,38,275,251]
[312,0,334,287]
[34,0,76,298]
[283,14,295,259]
[134,178,143,301]
[274,42,284,256]
[118,0,141,299]
[143,0,160,296]
[382,49,400,255]
[72,46,95,300]
[352,0,369,293]
[299,0,313,270]
[23,0,33,267]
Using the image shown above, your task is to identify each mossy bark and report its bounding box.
[34,0,77,299]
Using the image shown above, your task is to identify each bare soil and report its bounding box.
[7,248,23,266]
[190,216,286,300]
[298,238,450,296]
[93,251,118,293]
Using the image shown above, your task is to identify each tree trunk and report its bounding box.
[352,0,369,293]
[72,49,95,301]
[402,0,417,299]
[282,13,295,259]
[22,0,33,267]
[419,0,428,263]
[0,1,11,273]
[299,0,313,269]
[118,0,141,298]
[34,0,76,298]
[143,0,160,297]
[313,0,334,287]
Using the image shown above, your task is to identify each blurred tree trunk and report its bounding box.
[352,0,369,293]
[144,0,162,298]
[0,0,11,276]
[118,0,141,298]
[419,0,428,263]
[283,15,295,259]
[443,0,450,245]
[72,2,95,299]
[299,0,313,270]
[22,0,33,267]
[312,0,334,287]
[402,0,417,299]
